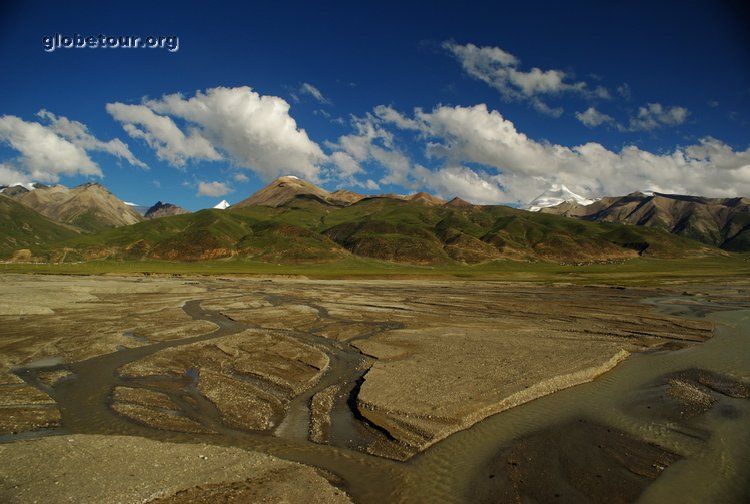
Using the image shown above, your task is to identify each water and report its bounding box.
[404,298,750,503]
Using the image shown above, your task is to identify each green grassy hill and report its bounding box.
[5,194,723,266]
[0,195,80,258]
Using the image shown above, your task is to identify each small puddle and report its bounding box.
[20,356,65,368]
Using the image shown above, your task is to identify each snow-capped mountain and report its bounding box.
[213,199,230,209]
[527,184,596,212]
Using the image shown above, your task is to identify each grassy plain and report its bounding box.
[2,254,748,285]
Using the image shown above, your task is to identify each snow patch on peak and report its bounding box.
[3,182,37,192]
[213,199,230,209]
[280,175,300,180]
[527,184,596,212]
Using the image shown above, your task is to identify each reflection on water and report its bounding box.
[20,356,65,368]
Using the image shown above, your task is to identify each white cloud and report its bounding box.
[329,151,364,178]
[575,103,689,132]
[377,103,750,203]
[106,103,221,166]
[36,110,147,169]
[373,105,423,131]
[444,41,605,116]
[108,86,326,181]
[0,114,103,183]
[575,107,615,127]
[299,83,330,104]
[364,179,380,190]
[414,165,506,204]
[625,103,690,131]
[327,113,414,187]
[197,180,231,197]
[0,162,31,186]
[233,172,249,182]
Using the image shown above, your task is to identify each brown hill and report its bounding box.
[231,176,464,210]
[144,201,190,219]
[540,192,750,250]
[444,197,474,209]
[406,192,446,206]
[329,189,365,204]
[233,176,349,208]
[12,182,143,232]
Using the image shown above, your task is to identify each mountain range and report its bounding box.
[538,192,750,251]
[2,176,738,265]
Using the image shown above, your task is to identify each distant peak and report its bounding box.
[444,196,473,208]
[213,199,230,209]
[406,191,447,205]
[144,201,188,219]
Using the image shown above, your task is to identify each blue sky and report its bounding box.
[1,0,748,210]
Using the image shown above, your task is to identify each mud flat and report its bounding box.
[0,274,747,503]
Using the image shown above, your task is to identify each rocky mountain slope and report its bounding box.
[539,192,750,251]
[233,176,346,207]
[8,182,143,232]
[144,201,190,220]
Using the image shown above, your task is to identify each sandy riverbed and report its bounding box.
[0,274,744,503]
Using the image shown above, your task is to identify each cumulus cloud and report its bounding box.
[36,110,147,169]
[625,103,690,131]
[376,103,750,203]
[233,172,249,182]
[106,103,221,166]
[575,107,615,127]
[444,41,606,116]
[197,180,231,197]
[0,114,105,183]
[108,86,326,181]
